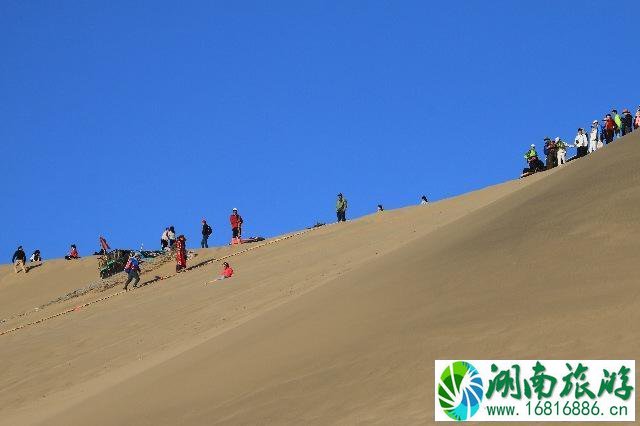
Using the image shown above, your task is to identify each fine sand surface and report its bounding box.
[0,132,638,425]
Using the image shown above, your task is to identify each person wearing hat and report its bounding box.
[12,245,28,274]
[123,252,141,290]
[556,137,571,165]
[201,219,213,248]
[621,109,633,136]
[574,128,588,158]
[524,144,543,173]
[336,193,348,222]
[543,137,557,169]
[589,120,601,153]
[229,208,243,244]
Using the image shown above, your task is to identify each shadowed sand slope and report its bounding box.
[1,133,639,425]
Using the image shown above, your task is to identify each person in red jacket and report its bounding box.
[207,262,234,283]
[175,235,187,272]
[229,208,243,243]
[64,244,80,260]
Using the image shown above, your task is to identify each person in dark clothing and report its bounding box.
[12,246,28,274]
[29,250,42,263]
[543,137,557,169]
[336,193,348,222]
[621,109,633,135]
[201,219,213,248]
[123,253,141,290]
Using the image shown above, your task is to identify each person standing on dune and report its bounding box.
[201,219,213,248]
[589,120,600,153]
[336,193,348,222]
[603,115,616,144]
[635,110,640,131]
[230,208,243,244]
[175,235,187,272]
[574,129,588,158]
[167,226,176,248]
[612,109,622,139]
[161,227,170,250]
[543,137,557,169]
[556,137,570,166]
[12,246,28,273]
[621,109,633,135]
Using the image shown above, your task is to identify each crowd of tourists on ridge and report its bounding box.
[524,106,639,174]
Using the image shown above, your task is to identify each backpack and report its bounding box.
[205,224,213,235]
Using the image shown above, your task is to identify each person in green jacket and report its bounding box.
[612,109,623,139]
[336,193,348,222]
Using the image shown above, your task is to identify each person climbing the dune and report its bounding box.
[206,262,234,283]
[230,208,243,244]
[201,219,213,248]
[12,246,28,274]
[175,235,187,272]
[123,252,141,290]
[336,193,348,222]
[64,244,80,260]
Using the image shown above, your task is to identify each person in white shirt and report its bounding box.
[556,137,570,166]
[588,120,600,153]
[574,128,589,158]
[161,227,170,250]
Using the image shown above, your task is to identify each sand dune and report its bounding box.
[0,132,638,425]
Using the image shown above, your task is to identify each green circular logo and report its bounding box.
[438,361,484,421]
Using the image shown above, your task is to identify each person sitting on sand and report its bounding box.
[64,244,80,260]
[123,252,141,290]
[420,195,429,205]
[12,246,28,274]
[207,262,234,283]
[175,235,187,272]
[29,249,42,263]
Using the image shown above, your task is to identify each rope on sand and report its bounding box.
[0,227,320,337]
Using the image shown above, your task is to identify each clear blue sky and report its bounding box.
[1,1,638,260]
